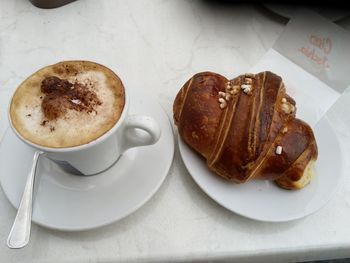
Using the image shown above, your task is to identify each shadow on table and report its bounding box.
[301,259,350,263]
[200,0,350,24]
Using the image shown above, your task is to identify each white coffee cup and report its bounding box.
[8,74,161,176]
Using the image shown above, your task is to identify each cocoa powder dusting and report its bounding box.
[41,76,72,94]
[41,76,102,120]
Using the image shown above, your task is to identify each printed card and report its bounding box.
[251,9,350,127]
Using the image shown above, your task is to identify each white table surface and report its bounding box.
[1,1,350,262]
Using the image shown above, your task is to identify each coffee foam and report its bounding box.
[10,61,125,148]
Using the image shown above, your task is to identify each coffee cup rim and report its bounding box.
[8,63,129,153]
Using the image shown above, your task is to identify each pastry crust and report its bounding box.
[173,71,318,190]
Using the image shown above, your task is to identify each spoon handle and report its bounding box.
[7,151,43,249]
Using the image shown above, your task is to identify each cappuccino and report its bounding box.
[10,61,125,148]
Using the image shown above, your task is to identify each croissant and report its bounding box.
[174,71,318,190]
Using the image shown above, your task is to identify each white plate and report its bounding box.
[179,117,344,222]
[0,95,174,231]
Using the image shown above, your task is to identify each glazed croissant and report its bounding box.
[174,71,318,190]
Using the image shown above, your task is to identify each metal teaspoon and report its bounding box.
[7,151,43,249]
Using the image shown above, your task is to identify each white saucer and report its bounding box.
[179,116,344,222]
[0,95,174,231]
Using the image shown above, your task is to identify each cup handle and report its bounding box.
[121,115,161,153]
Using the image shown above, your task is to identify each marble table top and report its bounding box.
[1,0,350,262]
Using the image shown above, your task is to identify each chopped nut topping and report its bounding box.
[225,94,231,101]
[282,103,291,114]
[281,98,287,103]
[282,127,288,133]
[241,84,251,90]
[218,91,226,97]
[219,102,227,109]
[71,99,81,105]
[243,87,251,94]
[218,98,225,103]
[276,146,283,155]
